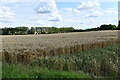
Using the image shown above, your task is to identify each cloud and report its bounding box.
[103,8,117,15]
[77,1,100,11]
[85,14,98,17]
[36,0,58,14]
[36,19,57,27]
[1,0,119,2]
[0,6,15,23]
[64,1,116,19]
[85,7,117,18]
[80,22,84,24]
[1,0,19,3]
[85,10,103,18]
[50,11,62,21]
[36,3,53,14]
[37,20,47,24]
[112,18,118,22]
[0,18,15,22]
[0,6,14,18]
[64,1,101,17]
[0,21,10,23]
[49,18,60,22]
[64,8,80,13]
[36,0,62,23]
[0,0,39,3]
[85,8,117,18]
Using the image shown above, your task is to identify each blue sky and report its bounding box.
[0,0,118,29]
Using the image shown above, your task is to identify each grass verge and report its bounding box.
[2,44,120,78]
[2,63,91,78]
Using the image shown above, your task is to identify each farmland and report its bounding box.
[1,30,120,78]
[2,44,120,78]
[1,30,119,62]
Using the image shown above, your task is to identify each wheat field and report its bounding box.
[1,30,119,63]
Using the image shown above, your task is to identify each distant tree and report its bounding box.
[118,20,120,27]
[28,27,35,34]
[59,27,75,33]
[116,27,120,30]
[2,27,14,35]
[100,24,116,30]
[0,28,2,35]
[15,26,29,35]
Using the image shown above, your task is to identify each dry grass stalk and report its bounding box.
[2,40,119,63]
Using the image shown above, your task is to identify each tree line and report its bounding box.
[0,23,120,35]
[72,24,120,32]
[0,27,75,35]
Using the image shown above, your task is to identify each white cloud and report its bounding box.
[36,0,62,23]
[83,7,117,18]
[85,10,103,18]
[1,0,19,3]
[103,8,117,15]
[49,17,61,22]
[1,0,119,2]
[112,18,118,22]
[64,1,117,19]
[85,8,117,18]
[63,1,102,18]
[0,18,15,22]
[36,0,58,14]
[0,6,14,18]
[0,1,118,29]
[36,20,50,25]
[0,6,15,24]
[86,14,98,18]
[36,19,60,27]
[28,1,118,28]
[50,11,62,21]
[64,8,73,11]
[77,1,100,11]
[89,20,95,23]
[36,1,55,14]
[0,0,39,3]
[64,8,80,14]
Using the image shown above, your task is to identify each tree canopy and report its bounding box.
[1,24,119,35]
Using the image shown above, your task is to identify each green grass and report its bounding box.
[29,44,119,78]
[2,63,91,78]
[2,44,120,78]
[0,63,2,79]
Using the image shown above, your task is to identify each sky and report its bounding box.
[0,0,118,29]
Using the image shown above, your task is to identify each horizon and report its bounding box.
[0,23,118,30]
[0,0,118,29]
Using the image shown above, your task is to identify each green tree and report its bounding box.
[28,27,35,34]
[100,24,116,30]
[118,20,120,27]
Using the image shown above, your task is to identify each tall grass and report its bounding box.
[29,44,120,78]
[2,63,91,78]
[2,40,118,63]
[2,44,120,78]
